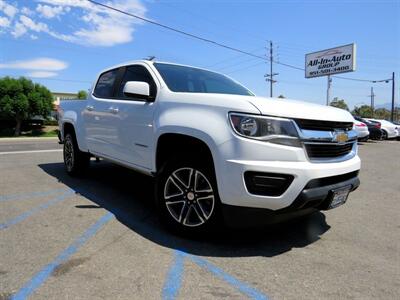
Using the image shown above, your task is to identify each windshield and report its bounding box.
[154,63,254,96]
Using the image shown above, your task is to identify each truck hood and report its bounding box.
[248,97,354,122]
[163,91,353,123]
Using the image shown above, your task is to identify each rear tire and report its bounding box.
[155,156,222,235]
[63,133,90,176]
[382,130,388,140]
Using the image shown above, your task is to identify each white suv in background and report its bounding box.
[353,118,370,141]
[58,60,361,233]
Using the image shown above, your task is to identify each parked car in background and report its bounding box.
[366,119,397,140]
[352,117,369,141]
[392,121,400,140]
[354,116,383,140]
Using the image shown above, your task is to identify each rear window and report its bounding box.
[94,69,118,98]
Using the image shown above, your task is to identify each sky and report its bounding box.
[0,0,399,109]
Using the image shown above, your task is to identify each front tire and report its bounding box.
[63,133,90,176]
[156,157,221,235]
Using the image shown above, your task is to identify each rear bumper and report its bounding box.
[222,176,360,228]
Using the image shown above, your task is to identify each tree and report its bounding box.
[77,90,87,99]
[278,94,286,99]
[352,105,373,118]
[0,77,53,136]
[374,108,391,120]
[329,97,349,111]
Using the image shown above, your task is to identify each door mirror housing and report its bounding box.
[123,81,151,100]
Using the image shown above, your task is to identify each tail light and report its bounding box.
[374,123,381,129]
[356,123,366,127]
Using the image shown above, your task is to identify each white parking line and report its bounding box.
[0,149,63,155]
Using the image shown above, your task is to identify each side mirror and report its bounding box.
[123,81,151,100]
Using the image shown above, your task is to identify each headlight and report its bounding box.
[229,113,301,147]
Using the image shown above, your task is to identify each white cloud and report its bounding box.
[35,0,147,46]
[0,58,68,71]
[0,0,18,18]
[27,71,58,78]
[11,15,50,38]
[11,21,27,37]
[0,16,10,27]
[3,0,147,47]
[36,4,69,19]
[19,15,49,33]
[21,7,34,16]
[30,34,38,40]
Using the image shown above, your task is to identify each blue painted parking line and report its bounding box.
[162,251,185,300]
[0,189,74,230]
[11,212,114,300]
[163,250,268,300]
[186,252,268,300]
[0,188,67,203]
[68,188,268,299]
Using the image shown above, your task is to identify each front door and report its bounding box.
[108,64,158,169]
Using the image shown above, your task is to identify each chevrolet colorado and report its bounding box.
[58,60,360,232]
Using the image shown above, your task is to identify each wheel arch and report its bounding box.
[62,122,75,139]
[61,121,88,152]
[155,131,217,174]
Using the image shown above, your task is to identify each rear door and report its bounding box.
[84,67,123,158]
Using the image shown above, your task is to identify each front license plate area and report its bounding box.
[328,186,351,209]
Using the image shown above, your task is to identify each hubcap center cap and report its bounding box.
[187,192,195,201]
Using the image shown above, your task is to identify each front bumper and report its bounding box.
[222,174,360,228]
[216,152,361,211]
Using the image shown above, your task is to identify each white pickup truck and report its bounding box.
[58,60,360,233]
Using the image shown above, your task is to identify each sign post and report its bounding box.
[326,75,332,106]
[305,44,356,105]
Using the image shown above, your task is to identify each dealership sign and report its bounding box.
[305,44,356,78]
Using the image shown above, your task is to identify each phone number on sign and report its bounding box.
[308,66,350,76]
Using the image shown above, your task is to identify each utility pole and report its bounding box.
[264,41,278,97]
[369,86,375,117]
[326,75,332,106]
[390,72,395,122]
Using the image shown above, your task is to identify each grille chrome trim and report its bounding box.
[297,129,358,143]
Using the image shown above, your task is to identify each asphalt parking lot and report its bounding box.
[0,138,399,300]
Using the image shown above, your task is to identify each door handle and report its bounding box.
[86,105,94,111]
[108,107,119,114]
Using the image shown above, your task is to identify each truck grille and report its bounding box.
[304,142,354,159]
[295,119,353,131]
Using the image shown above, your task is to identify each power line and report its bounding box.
[87,0,268,62]
[86,1,314,73]
[214,57,261,72]
[87,0,392,85]
[225,62,266,75]
[156,1,270,44]
[204,47,265,69]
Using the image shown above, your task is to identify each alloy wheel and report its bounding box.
[163,167,215,227]
[64,136,74,172]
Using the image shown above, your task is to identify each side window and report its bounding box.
[94,69,118,98]
[117,65,157,99]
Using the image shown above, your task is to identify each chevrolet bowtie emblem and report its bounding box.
[335,131,349,143]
